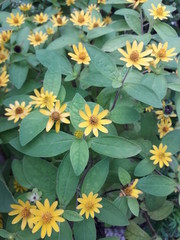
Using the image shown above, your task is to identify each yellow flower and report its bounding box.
[8,199,36,230]
[19,3,32,11]
[70,10,91,26]
[77,192,103,219]
[149,4,170,20]
[88,17,105,30]
[157,119,173,139]
[6,12,25,27]
[0,48,9,64]
[145,106,154,112]
[151,42,176,65]
[33,13,48,24]
[46,27,54,35]
[88,4,100,13]
[5,101,32,123]
[74,130,84,139]
[66,0,75,6]
[68,42,91,65]
[50,15,68,27]
[126,0,147,9]
[27,31,48,47]
[14,180,27,193]
[156,101,177,121]
[40,100,70,133]
[103,16,112,25]
[118,41,153,71]
[98,0,106,4]
[120,179,142,198]
[0,30,12,44]
[29,87,57,109]
[79,104,112,137]
[0,214,3,229]
[30,199,65,239]
[145,60,157,72]
[0,70,9,88]
[150,143,172,168]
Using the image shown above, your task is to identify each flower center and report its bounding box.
[13,17,19,24]
[57,17,62,24]
[89,115,98,125]
[15,107,23,114]
[164,105,173,115]
[52,111,60,121]
[156,7,163,16]
[93,23,99,28]
[130,50,139,62]
[158,153,165,160]
[162,126,169,133]
[158,49,166,58]
[21,207,30,218]
[124,187,132,196]
[2,34,8,42]
[39,16,44,22]
[74,130,84,139]
[42,212,52,224]
[78,15,85,23]
[79,52,86,60]
[85,201,94,210]
[0,53,5,60]
[35,35,42,42]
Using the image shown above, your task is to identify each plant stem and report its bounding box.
[140,9,144,34]
[143,212,158,238]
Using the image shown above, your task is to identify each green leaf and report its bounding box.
[90,136,141,158]
[9,63,29,89]
[175,92,180,121]
[56,154,79,207]
[10,131,74,157]
[19,110,48,146]
[63,210,83,222]
[70,139,89,176]
[115,8,140,17]
[125,14,141,35]
[16,27,30,53]
[153,21,178,40]
[162,130,180,154]
[145,194,166,211]
[0,229,12,238]
[137,175,176,196]
[125,221,151,240]
[134,158,156,177]
[74,218,96,240]
[81,158,109,195]
[99,238,119,240]
[97,198,129,226]
[118,167,131,186]
[0,117,18,133]
[59,221,73,240]
[127,197,139,216]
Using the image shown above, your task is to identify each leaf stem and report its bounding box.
[143,211,158,238]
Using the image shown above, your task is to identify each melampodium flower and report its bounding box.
[40,100,70,133]
[88,17,105,30]
[6,13,25,27]
[77,192,103,219]
[156,101,177,121]
[98,0,106,4]
[151,42,176,65]
[70,10,91,26]
[79,104,112,137]
[5,101,32,123]
[68,42,91,65]
[0,30,12,44]
[120,179,142,198]
[149,4,170,20]
[14,180,27,193]
[0,70,9,88]
[66,0,75,6]
[46,27,54,35]
[118,41,153,70]
[145,106,154,112]
[27,31,48,47]
[74,130,84,139]
[30,199,65,239]
[19,3,32,11]
[29,87,57,109]
[88,4,100,13]
[33,13,48,24]
[126,0,147,9]
[104,16,112,25]
[157,119,173,139]
[50,15,68,27]
[0,48,9,64]
[150,143,172,168]
[8,199,36,230]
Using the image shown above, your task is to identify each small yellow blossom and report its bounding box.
[33,13,48,24]
[6,12,25,27]
[19,3,32,11]
[68,42,91,65]
[120,179,142,198]
[70,10,91,26]
[126,0,147,9]
[88,17,105,30]
[88,4,100,13]
[157,118,173,139]
[14,180,27,193]
[0,48,9,64]
[51,15,68,27]
[0,70,9,88]
[66,0,75,6]
[74,130,84,139]
[98,0,106,4]
[46,27,54,35]
[0,30,12,44]
[103,16,112,25]
[27,31,48,47]
[149,4,170,20]
[145,106,154,112]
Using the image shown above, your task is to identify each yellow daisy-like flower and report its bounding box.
[33,13,48,24]
[0,70,9,88]
[149,4,170,20]
[98,0,106,4]
[150,143,172,168]
[27,31,48,47]
[120,179,142,199]
[50,15,68,27]
[103,16,112,25]
[8,199,36,230]
[151,42,176,65]
[74,130,84,139]
[0,214,3,229]
[79,104,112,137]
[88,4,100,13]
[145,106,154,112]
[156,101,177,121]
[29,87,57,109]
[14,180,27,193]
[66,0,75,6]
[46,27,54,35]
[0,48,9,64]
[6,12,25,27]
[29,199,65,239]
[70,10,91,26]
[157,118,173,139]
[77,192,103,219]
[19,3,32,11]
[126,0,147,9]
[0,30,13,44]
[40,100,70,133]
[118,41,153,71]
[88,17,105,30]
[68,42,91,65]
[5,101,32,123]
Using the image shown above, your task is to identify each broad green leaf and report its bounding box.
[90,136,141,158]
[125,221,151,240]
[0,230,12,238]
[70,139,89,176]
[114,197,128,216]
[3,94,31,106]
[81,158,109,195]
[10,131,74,157]
[127,197,139,216]
[56,154,79,207]
[60,221,73,240]
[134,158,156,177]
[125,14,141,35]
[63,210,83,222]
[153,21,178,40]
[115,9,140,17]
[137,175,176,196]
[97,198,129,226]
[16,27,30,53]
[15,229,40,240]
[0,117,18,133]
[73,218,96,240]
[9,63,29,89]
[162,130,180,154]
[19,110,48,146]
[145,194,166,211]
[118,167,131,186]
